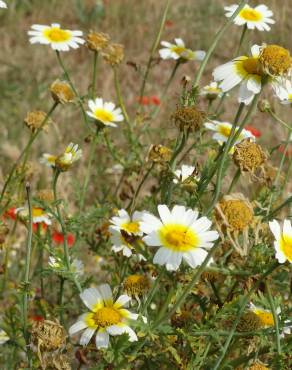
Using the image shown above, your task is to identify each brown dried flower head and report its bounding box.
[259,44,292,76]
[102,43,124,66]
[86,31,110,52]
[237,311,262,332]
[172,106,206,132]
[171,310,193,328]
[147,144,172,163]
[24,111,51,132]
[248,362,270,370]
[123,274,150,297]
[36,189,54,203]
[31,319,66,352]
[233,138,267,173]
[50,79,75,104]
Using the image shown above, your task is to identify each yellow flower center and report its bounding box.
[280,234,292,261]
[239,8,263,22]
[218,124,232,138]
[220,200,253,231]
[259,45,291,76]
[242,57,262,75]
[254,309,274,327]
[121,221,140,234]
[288,94,292,102]
[87,307,121,328]
[32,208,45,217]
[43,27,71,43]
[159,224,199,252]
[171,45,186,55]
[94,109,114,123]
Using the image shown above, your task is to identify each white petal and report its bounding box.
[269,220,281,240]
[143,231,161,246]
[158,204,172,224]
[165,252,183,271]
[140,213,163,234]
[98,284,113,303]
[153,247,172,265]
[69,320,88,335]
[80,288,102,310]
[80,328,95,346]
[95,331,109,348]
[115,294,131,308]
[183,248,208,268]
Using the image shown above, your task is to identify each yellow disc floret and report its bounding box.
[280,234,292,261]
[220,199,253,231]
[121,221,140,234]
[259,44,292,76]
[239,8,263,22]
[159,224,199,252]
[86,307,121,329]
[253,308,274,326]
[233,138,267,173]
[94,109,114,123]
[43,27,71,43]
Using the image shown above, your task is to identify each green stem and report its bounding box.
[22,183,33,367]
[266,282,281,355]
[139,0,171,100]
[263,195,292,221]
[113,66,130,126]
[0,102,58,207]
[91,51,99,98]
[151,61,180,119]
[212,262,279,370]
[52,170,82,293]
[141,271,163,316]
[235,23,248,55]
[268,109,292,132]
[153,241,220,328]
[193,0,248,88]
[55,51,91,131]
[59,277,65,325]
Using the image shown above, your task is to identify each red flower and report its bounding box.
[245,125,261,138]
[151,96,161,106]
[137,96,150,105]
[52,231,75,247]
[3,207,17,220]
[30,315,44,322]
[165,20,174,27]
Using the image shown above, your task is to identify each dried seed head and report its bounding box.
[50,79,75,104]
[233,138,267,173]
[102,43,124,66]
[123,274,150,297]
[201,270,221,283]
[172,106,206,132]
[248,362,270,370]
[86,31,110,52]
[31,320,66,352]
[24,111,51,132]
[259,44,292,76]
[36,189,54,203]
[218,194,253,232]
[147,144,172,163]
[237,311,263,332]
[171,310,193,328]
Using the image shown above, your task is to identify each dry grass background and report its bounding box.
[0,0,291,202]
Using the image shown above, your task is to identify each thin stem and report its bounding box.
[127,164,154,215]
[141,271,163,316]
[0,102,58,207]
[235,24,248,55]
[52,170,82,293]
[151,61,180,119]
[227,168,241,194]
[22,183,33,366]
[153,241,220,328]
[59,277,65,325]
[263,195,292,221]
[193,0,248,87]
[113,67,130,125]
[212,262,279,370]
[139,0,171,100]
[91,51,99,98]
[268,109,292,132]
[55,51,91,131]
[266,283,281,355]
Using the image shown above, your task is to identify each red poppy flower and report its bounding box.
[245,125,261,138]
[52,231,75,247]
[3,207,17,220]
[151,96,161,106]
[30,315,44,322]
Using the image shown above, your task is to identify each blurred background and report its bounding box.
[0,0,291,201]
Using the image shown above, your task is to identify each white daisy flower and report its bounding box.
[40,153,57,168]
[0,1,7,9]
[16,207,52,225]
[159,38,205,61]
[249,302,280,327]
[69,284,138,349]
[48,256,62,269]
[110,229,134,258]
[200,81,224,99]
[213,44,288,105]
[279,80,292,105]
[140,205,219,271]
[269,219,292,264]
[86,98,124,127]
[204,120,255,146]
[0,329,9,344]
[55,143,82,171]
[224,4,275,31]
[173,165,199,184]
[28,23,85,52]
[110,209,143,236]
